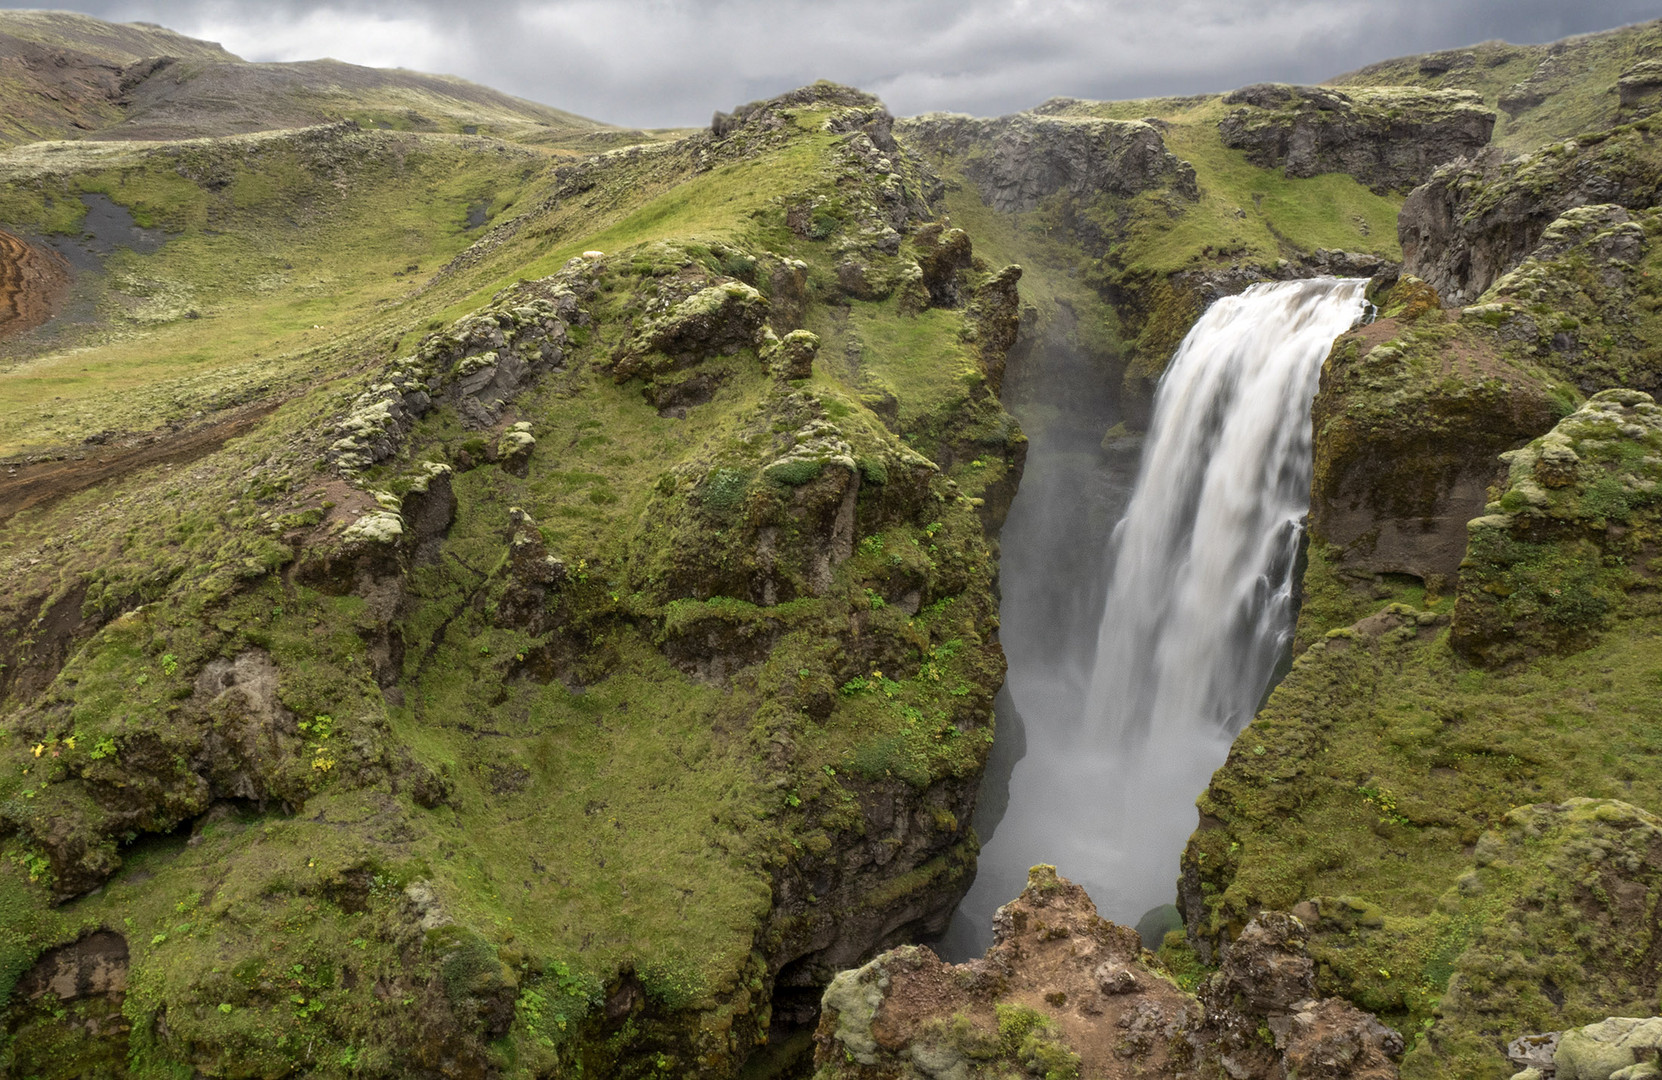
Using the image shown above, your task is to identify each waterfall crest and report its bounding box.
[939,277,1366,956]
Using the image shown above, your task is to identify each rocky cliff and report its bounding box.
[1218,83,1494,193]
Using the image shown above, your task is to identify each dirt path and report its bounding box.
[0,401,282,526]
[0,227,72,341]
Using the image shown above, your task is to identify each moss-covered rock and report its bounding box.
[1480,203,1662,397]
[1407,800,1662,1079]
[1399,122,1662,305]
[1309,287,1565,587]
[1452,389,1662,666]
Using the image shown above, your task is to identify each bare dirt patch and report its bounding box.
[0,398,281,525]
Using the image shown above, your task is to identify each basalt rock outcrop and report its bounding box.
[1307,276,1563,588]
[1219,83,1495,194]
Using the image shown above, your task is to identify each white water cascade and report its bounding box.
[941,277,1367,956]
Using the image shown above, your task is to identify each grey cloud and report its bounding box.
[3,0,1656,126]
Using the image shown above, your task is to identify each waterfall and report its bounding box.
[1074,277,1366,919]
[1084,277,1368,744]
[940,277,1366,956]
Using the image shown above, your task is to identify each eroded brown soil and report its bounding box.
[0,227,71,340]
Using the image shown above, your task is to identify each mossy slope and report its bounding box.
[1333,18,1662,152]
[1183,95,1662,1080]
[0,84,1023,1078]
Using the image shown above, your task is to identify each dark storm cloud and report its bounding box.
[7,0,1658,126]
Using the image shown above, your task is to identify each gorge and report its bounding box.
[0,11,1661,1080]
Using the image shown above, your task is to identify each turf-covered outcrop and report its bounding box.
[1413,799,1662,1079]
[1218,83,1495,194]
[1452,390,1662,666]
[1307,276,1568,588]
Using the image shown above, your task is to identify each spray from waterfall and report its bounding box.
[940,277,1366,956]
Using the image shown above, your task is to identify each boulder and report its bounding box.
[1555,1018,1662,1080]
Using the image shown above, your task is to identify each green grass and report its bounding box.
[0,90,1019,1074]
[1189,545,1662,1050]
[0,129,546,455]
[431,124,838,324]
[1088,97,1402,272]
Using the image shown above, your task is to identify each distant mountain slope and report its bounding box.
[1331,17,1662,149]
[0,9,615,147]
[0,8,238,63]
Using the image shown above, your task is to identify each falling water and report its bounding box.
[941,277,1367,957]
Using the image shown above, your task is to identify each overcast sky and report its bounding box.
[7,1,1658,126]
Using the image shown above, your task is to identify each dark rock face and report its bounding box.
[1218,83,1494,194]
[898,111,1196,213]
[3,931,133,1076]
[1399,129,1662,306]
[1480,203,1662,397]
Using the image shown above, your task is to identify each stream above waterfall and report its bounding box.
[941,278,1369,958]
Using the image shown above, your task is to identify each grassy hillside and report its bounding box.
[0,126,548,456]
[0,9,237,63]
[1037,95,1403,271]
